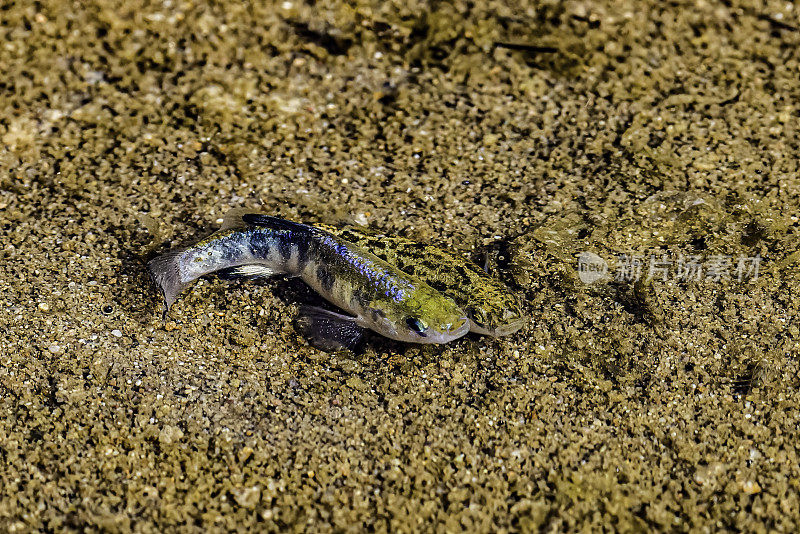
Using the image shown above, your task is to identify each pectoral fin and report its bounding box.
[296,305,365,352]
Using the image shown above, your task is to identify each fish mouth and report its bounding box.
[451,317,471,338]
[425,316,470,344]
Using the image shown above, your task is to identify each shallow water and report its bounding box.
[1,0,799,530]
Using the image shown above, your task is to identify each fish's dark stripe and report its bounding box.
[317,265,335,293]
[351,288,368,310]
[249,230,271,258]
[278,233,293,261]
[296,240,309,270]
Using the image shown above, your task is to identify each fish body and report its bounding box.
[313,224,526,337]
[147,214,470,346]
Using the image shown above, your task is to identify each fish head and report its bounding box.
[369,285,470,344]
[465,295,527,337]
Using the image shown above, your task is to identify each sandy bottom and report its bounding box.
[1,0,799,531]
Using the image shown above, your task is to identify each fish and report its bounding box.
[147,212,470,350]
[313,224,527,337]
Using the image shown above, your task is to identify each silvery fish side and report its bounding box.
[147,213,470,348]
[313,224,527,337]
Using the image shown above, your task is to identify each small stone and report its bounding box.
[354,212,369,226]
[111,329,123,338]
[233,485,261,509]
[48,344,61,354]
[694,462,725,485]
[158,425,184,445]
[38,302,49,312]
[238,446,254,463]
[741,480,761,495]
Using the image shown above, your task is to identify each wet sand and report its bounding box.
[1,0,799,531]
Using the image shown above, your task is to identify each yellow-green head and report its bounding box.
[316,224,527,338]
[366,283,470,344]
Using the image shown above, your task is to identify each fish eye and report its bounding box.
[405,317,427,336]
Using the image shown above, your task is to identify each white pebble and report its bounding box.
[111,329,123,338]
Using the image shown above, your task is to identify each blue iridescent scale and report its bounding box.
[316,234,408,302]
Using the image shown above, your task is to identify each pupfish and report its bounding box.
[314,224,527,337]
[147,212,470,349]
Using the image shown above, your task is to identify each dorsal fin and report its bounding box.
[241,214,315,234]
[219,207,254,231]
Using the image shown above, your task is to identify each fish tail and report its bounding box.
[147,250,188,311]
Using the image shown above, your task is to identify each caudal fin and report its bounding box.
[147,250,188,312]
